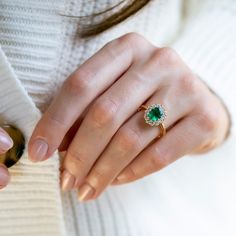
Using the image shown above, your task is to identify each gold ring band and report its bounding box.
[138,104,167,139]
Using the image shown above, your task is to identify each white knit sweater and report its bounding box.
[0,0,236,235]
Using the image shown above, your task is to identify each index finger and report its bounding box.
[28,33,151,162]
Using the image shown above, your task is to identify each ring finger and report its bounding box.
[60,49,174,190]
[61,64,163,190]
[77,86,193,201]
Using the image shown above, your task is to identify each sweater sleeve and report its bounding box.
[171,0,236,137]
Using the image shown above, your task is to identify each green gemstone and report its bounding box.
[147,106,163,122]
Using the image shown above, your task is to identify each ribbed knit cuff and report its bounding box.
[0,46,65,236]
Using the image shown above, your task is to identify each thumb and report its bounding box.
[0,127,13,152]
[0,164,10,189]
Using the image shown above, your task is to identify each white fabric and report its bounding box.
[0,46,65,235]
[0,0,235,235]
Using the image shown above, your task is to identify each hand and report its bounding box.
[28,33,230,201]
[0,127,13,189]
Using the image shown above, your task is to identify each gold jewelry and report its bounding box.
[0,123,25,168]
[138,104,167,139]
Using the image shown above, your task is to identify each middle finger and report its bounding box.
[77,85,193,200]
[62,52,181,190]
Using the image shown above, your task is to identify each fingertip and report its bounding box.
[110,177,126,185]
[28,138,48,162]
[0,165,10,189]
[0,128,14,153]
[61,169,76,192]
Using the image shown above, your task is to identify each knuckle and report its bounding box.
[46,110,67,128]
[129,69,146,83]
[196,108,219,134]
[178,73,199,95]
[123,166,138,180]
[67,148,86,166]
[151,147,169,170]
[109,33,146,52]
[35,112,68,148]
[88,167,107,188]
[104,39,120,60]
[152,47,179,66]
[119,32,145,45]
[128,166,138,179]
[90,98,118,127]
[64,68,92,94]
[104,33,151,62]
[91,167,105,180]
[115,127,142,154]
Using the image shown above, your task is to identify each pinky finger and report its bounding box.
[111,116,207,185]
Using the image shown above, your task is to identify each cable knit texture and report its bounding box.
[0,0,236,235]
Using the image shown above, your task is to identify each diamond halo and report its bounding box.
[144,104,167,126]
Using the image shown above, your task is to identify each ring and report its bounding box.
[138,103,167,139]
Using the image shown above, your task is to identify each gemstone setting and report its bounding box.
[144,104,166,126]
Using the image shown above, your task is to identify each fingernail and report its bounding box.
[0,131,13,151]
[116,173,126,181]
[0,165,10,188]
[29,139,48,162]
[78,183,95,201]
[61,170,75,191]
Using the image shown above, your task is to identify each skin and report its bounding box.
[0,33,230,200]
[0,128,13,188]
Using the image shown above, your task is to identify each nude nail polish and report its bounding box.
[61,170,75,191]
[29,139,48,162]
[0,131,13,151]
[78,183,95,201]
[116,173,127,181]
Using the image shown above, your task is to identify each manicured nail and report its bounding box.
[0,131,13,151]
[61,170,75,191]
[78,183,95,201]
[29,139,48,162]
[0,165,10,188]
[116,173,126,181]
